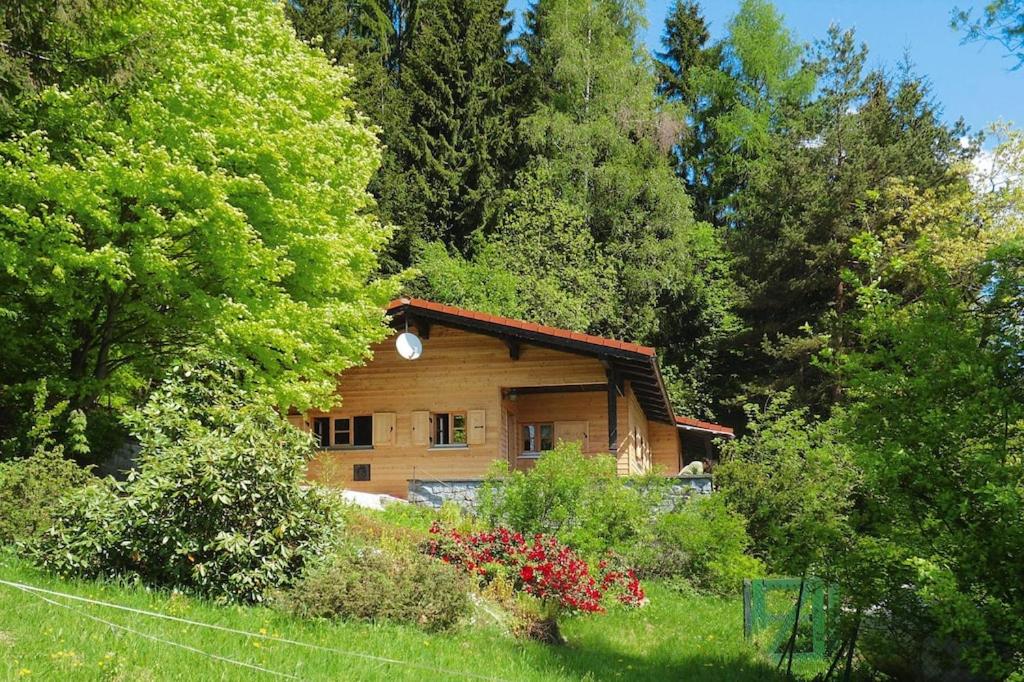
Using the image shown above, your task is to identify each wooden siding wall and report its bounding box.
[302,324,680,497]
[650,421,681,475]
[624,388,652,475]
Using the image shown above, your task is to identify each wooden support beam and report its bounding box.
[504,383,605,397]
[504,338,520,360]
[415,318,431,340]
[607,367,618,452]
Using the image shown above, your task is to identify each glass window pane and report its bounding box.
[521,424,536,452]
[453,414,466,443]
[434,413,449,445]
[334,418,350,445]
[353,415,373,446]
[539,423,554,451]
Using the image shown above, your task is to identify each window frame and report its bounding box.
[313,417,331,448]
[313,414,374,450]
[431,411,469,449]
[519,421,555,457]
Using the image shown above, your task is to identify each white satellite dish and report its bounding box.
[395,332,423,360]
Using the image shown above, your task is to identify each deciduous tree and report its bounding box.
[0,0,393,454]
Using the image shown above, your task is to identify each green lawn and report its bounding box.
[0,552,822,681]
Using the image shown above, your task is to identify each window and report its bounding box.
[313,417,330,448]
[352,464,371,482]
[333,418,350,446]
[313,415,373,448]
[352,415,373,447]
[521,422,554,454]
[433,412,467,447]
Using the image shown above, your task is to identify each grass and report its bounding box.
[0,551,824,681]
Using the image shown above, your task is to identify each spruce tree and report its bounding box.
[391,0,519,254]
[663,2,976,414]
[506,0,738,414]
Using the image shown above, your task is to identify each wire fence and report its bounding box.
[0,578,510,681]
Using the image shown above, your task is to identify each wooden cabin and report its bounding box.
[294,297,733,499]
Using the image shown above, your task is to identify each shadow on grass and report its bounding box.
[538,633,791,681]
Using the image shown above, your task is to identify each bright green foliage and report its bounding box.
[631,494,763,596]
[715,396,859,576]
[478,443,654,558]
[279,543,470,631]
[285,0,418,271]
[827,204,1024,676]
[33,364,342,603]
[665,1,974,414]
[414,167,617,331]
[0,384,92,543]
[0,0,392,451]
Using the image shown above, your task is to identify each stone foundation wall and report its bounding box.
[407,475,713,511]
[407,479,485,509]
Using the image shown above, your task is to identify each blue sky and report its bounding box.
[507,0,1022,137]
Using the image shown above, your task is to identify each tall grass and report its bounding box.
[0,551,821,681]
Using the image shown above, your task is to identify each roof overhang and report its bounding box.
[386,298,676,424]
[675,416,734,438]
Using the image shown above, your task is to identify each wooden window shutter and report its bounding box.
[411,411,429,446]
[467,409,486,445]
[372,412,395,446]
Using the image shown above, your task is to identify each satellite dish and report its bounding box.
[395,332,423,360]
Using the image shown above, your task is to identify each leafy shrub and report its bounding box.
[0,452,92,545]
[279,545,470,631]
[0,383,92,544]
[34,364,341,603]
[371,500,472,534]
[630,494,763,596]
[714,395,859,575]
[425,522,644,642]
[477,442,655,557]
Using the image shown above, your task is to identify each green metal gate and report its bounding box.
[743,577,838,661]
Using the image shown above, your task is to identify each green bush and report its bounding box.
[280,545,470,631]
[631,494,763,596]
[0,451,92,545]
[477,443,655,557]
[33,364,341,603]
[714,396,859,575]
[0,382,93,544]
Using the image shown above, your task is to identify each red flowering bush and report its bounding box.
[425,522,644,638]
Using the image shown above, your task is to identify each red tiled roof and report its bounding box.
[674,416,734,437]
[386,297,735,434]
[387,297,656,357]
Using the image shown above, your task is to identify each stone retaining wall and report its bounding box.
[407,475,714,510]
[407,479,485,509]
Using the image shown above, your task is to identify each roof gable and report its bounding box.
[386,298,673,424]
